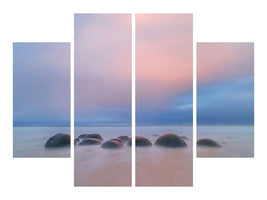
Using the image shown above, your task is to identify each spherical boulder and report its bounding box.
[45,133,70,148]
[101,140,123,149]
[78,134,89,139]
[79,138,102,146]
[155,133,187,148]
[117,135,130,142]
[127,136,152,147]
[84,133,103,141]
[197,138,222,147]
[110,138,123,143]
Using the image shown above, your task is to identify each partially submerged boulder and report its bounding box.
[117,135,130,142]
[127,136,152,147]
[136,136,152,147]
[78,134,89,139]
[155,133,187,148]
[101,140,123,149]
[197,138,222,147]
[78,133,103,141]
[110,138,123,143]
[79,138,102,146]
[45,133,70,148]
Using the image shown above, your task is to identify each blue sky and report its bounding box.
[197,43,254,125]
[136,89,193,125]
[197,75,254,125]
[13,43,70,126]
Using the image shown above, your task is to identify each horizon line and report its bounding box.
[13,124,254,127]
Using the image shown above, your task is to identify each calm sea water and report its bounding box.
[74,126,192,186]
[13,127,70,158]
[136,126,193,186]
[197,125,254,157]
[74,126,132,186]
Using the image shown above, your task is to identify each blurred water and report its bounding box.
[197,125,254,157]
[136,126,193,186]
[13,127,70,158]
[74,126,192,186]
[74,126,132,186]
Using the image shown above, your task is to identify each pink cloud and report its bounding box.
[75,14,131,114]
[136,14,193,106]
[197,43,254,85]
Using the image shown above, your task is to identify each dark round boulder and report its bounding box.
[84,133,103,141]
[155,133,187,148]
[197,138,222,147]
[136,136,152,147]
[101,140,123,149]
[45,133,70,148]
[127,136,152,147]
[110,138,123,143]
[78,134,89,139]
[79,138,102,146]
[117,135,130,142]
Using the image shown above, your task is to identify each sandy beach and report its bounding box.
[74,126,192,186]
[74,126,131,186]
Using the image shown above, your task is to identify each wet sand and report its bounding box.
[74,126,192,186]
[74,127,131,186]
[136,132,193,186]
[136,126,193,186]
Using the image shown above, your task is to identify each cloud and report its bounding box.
[176,104,193,110]
[197,75,254,125]
[74,14,132,125]
[13,43,70,126]
[197,43,254,125]
[136,14,193,108]
[197,43,254,85]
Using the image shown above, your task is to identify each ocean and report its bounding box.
[14,125,253,186]
[13,126,70,158]
[74,126,132,186]
[197,125,254,157]
[74,125,193,186]
[136,125,193,186]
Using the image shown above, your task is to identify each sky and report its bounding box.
[197,43,254,125]
[136,14,193,125]
[74,14,132,126]
[13,43,70,126]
